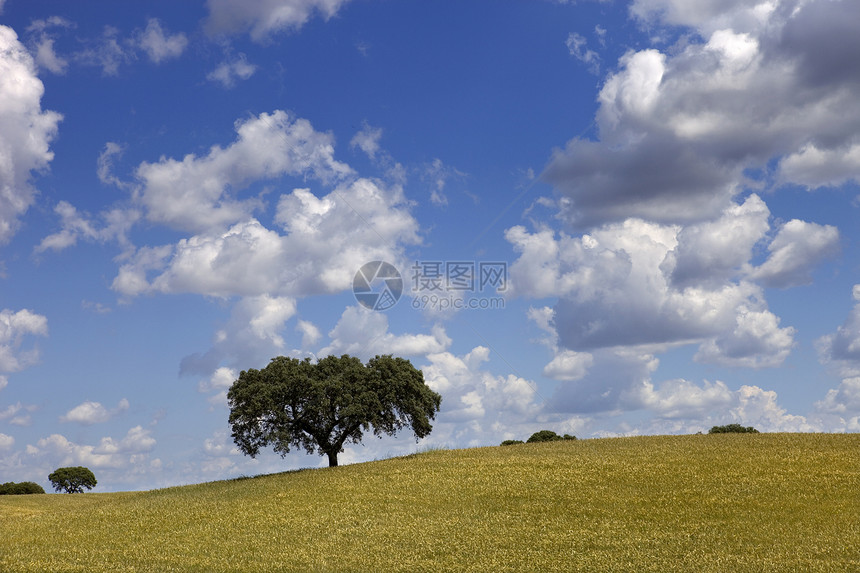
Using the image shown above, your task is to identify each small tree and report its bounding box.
[709,424,759,434]
[48,467,97,493]
[228,354,442,467]
[500,439,524,446]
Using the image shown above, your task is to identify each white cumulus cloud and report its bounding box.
[135,18,187,64]
[544,0,860,228]
[421,347,542,444]
[60,398,130,425]
[320,306,451,359]
[207,53,256,88]
[0,309,49,373]
[133,110,353,233]
[0,25,62,244]
[31,426,156,470]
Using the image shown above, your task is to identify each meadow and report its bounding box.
[1,433,858,572]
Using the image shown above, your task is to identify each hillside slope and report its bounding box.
[2,433,859,572]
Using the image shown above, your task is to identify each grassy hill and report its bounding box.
[2,433,859,572]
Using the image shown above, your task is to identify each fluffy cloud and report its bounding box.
[102,109,420,390]
[815,377,860,416]
[197,366,238,406]
[115,180,418,298]
[0,433,13,451]
[523,1,858,422]
[60,398,130,425]
[527,306,594,381]
[0,402,36,426]
[507,207,796,367]
[548,349,660,413]
[111,110,420,389]
[0,26,62,244]
[635,378,734,419]
[35,200,139,254]
[136,18,187,63]
[207,53,257,88]
[663,194,769,288]
[320,306,451,359]
[205,0,352,41]
[296,319,322,349]
[94,425,156,455]
[693,305,795,368]
[779,143,860,189]
[30,426,156,470]
[817,285,860,373]
[542,349,594,382]
[180,295,298,378]
[421,347,542,444]
[544,1,860,228]
[545,344,814,432]
[350,123,383,160]
[26,16,73,74]
[727,385,816,432]
[0,309,49,373]
[629,0,780,35]
[133,110,353,233]
[634,383,819,435]
[750,219,839,288]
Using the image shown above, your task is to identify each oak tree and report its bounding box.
[48,466,97,493]
[228,354,442,467]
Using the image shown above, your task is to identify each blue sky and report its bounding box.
[1,0,860,492]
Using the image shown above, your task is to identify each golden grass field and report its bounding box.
[1,433,859,572]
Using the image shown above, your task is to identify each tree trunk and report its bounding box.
[327,450,338,467]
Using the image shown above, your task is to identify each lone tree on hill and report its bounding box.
[48,467,97,493]
[228,354,442,467]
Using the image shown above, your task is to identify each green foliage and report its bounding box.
[0,482,45,495]
[228,354,442,467]
[505,431,575,445]
[48,467,97,494]
[709,424,760,434]
[526,430,563,443]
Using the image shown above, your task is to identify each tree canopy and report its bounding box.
[227,354,442,467]
[0,481,45,495]
[48,467,97,493]
[709,424,760,434]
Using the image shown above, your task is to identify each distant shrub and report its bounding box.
[527,430,562,443]
[523,430,578,443]
[709,424,759,434]
[500,440,524,446]
[0,481,46,495]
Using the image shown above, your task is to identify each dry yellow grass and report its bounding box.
[1,433,858,572]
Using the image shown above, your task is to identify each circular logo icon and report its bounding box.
[353,261,403,311]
